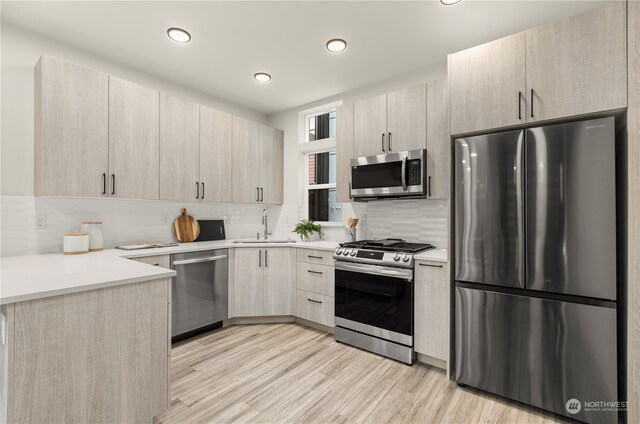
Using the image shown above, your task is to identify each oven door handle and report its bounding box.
[335,261,413,280]
[401,155,407,191]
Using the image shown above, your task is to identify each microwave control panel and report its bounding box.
[407,159,422,186]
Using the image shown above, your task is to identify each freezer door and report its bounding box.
[455,286,618,424]
[525,117,616,300]
[455,130,524,288]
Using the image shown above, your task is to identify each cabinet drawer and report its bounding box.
[296,290,334,327]
[131,254,170,269]
[296,262,334,296]
[296,248,334,266]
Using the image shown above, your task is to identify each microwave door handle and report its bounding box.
[401,155,407,191]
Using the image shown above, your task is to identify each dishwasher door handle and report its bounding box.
[172,255,228,266]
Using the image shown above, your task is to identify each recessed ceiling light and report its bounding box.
[167,27,191,43]
[441,0,462,5]
[254,72,271,82]
[326,38,347,53]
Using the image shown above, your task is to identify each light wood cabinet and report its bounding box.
[232,117,261,203]
[233,248,294,317]
[414,260,449,364]
[449,32,526,135]
[426,78,450,199]
[35,55,109,197]
[259,125,284,204]
[199,106,233,202]
[159,93,200,201]
[353,85,427,157]
[296,248,334,266]
[108,77,160,200]
[525,1,627,122]
[336,103,354,203]
[296,262,334,297]
[296,290,334,327]
[7,279,169,423]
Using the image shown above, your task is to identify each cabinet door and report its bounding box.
[386,84,427,153]
[353,94,387,157]
[263,248,294,315]
[199,106,233,202]
[449,32,526,135]
[159,93,199,201]
[232,117,261,203]
[336,103,354,203]
[414,261,449,362]
[35,55,108,197]
[259,126,284,204]
[108,77,159,200]
[525,2,626,122]
[233,248,264,317]
[426,78,450,199]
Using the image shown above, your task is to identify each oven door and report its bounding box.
[350,149,426,199]
[334,261,413,346]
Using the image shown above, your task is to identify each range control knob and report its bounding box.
[402,253,411,262]
[342,249,350,256]
[335,247,343,255]
[350,250,357,257]
[393,253,401,261]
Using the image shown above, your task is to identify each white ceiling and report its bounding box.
[1,1,608,115]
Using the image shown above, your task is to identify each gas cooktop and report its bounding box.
[339,238,435,254]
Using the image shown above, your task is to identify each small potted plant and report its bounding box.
[292,219,323,241]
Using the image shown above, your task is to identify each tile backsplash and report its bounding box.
[1,195,448,257]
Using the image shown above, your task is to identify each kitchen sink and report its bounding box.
[232,239,297,244]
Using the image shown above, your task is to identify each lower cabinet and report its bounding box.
[296,290,334,327]
[295,253,335,327]
[233,247,294,317]
[414,260,450,363]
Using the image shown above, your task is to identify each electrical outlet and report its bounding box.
[160,214,169,224]
[36,215,47,230]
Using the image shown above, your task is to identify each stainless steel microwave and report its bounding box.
[350,149,426,200]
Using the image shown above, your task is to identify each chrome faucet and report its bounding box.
[262,209,272,240]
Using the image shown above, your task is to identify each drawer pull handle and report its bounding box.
[308,255,323,259]
[152,263,160,266]
[307,298,322,304]
[418,263,443,268]
[308,270,323,275]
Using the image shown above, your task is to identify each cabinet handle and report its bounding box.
[307,298,322,304]
[152,263,160,266]
[265,249,268,267]
[259,250,262,267]
[418,263,443,268]
[381,133,386,152]
[348,182,352,200]
[201,182,205,200]
[388,132,392,151]
[308,270,323,275]
[518,91,522,120]
[196,182,199,199]
[111,174,115,195]
[308,255,323,259]
[260,187,264,202]
[256,187,260,202]
[530,88,534,118]
[102,173,106,195]
[428,176,432,197]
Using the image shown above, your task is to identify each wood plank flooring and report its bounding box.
[157,324,570,424]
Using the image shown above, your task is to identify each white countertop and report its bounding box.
[0,239,446,305]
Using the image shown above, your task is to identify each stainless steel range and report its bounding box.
[333,238,435,364]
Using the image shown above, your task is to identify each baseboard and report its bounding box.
[223,315,295,326]
[417,352,448,372]
[294,317,334,334]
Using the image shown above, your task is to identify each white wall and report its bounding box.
[0,22,267,196]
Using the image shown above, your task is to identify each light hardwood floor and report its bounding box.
[157,324,570,424]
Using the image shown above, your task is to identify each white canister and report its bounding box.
[63,233,90,255]
[81,221,104,252]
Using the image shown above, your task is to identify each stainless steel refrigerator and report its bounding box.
[454,117,618,424]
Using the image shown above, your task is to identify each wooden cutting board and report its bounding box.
[172,208,200,242]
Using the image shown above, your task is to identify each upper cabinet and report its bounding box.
[109,77,160,200]
[426,79,450,200]
[353,84,427,157]
[199,106,233,203]
[336,103,354,203]
[449,32,526,136]
[35,55,109,197]
[524,1,627,122]
[232,118,284,204]
[159,93,200,201]
[450,2,627,135]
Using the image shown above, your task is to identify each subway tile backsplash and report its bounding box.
[0,195,448,257]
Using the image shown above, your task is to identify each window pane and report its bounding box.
[308,116,316,141]
[307,111,334,142]
[309,188,342,222]
[308,152,331,185]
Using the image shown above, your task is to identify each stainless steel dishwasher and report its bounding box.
[170,249,228,342]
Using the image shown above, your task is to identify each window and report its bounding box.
[302,106,342,223]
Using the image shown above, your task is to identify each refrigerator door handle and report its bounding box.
[516,132,525,288]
